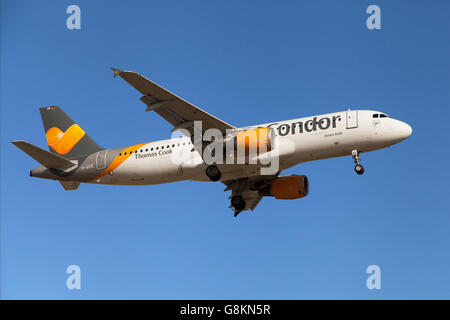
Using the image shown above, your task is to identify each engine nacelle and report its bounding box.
[234,127,273,155]
[269,175,309,200]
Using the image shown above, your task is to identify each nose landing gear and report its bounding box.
[352,150,365,175]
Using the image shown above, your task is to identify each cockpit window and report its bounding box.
[380,114,387,118]
[373,114,379,118]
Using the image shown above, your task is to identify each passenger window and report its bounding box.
[140,149,143,152]
[124,152,127,155]
[145,149,148,152]
[151,148,153,151]
[172,144,175,147]
[156,147,159,150]
[373,114,379,118]
[119,153,122,156]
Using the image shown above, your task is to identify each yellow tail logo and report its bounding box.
[46,124,85,155]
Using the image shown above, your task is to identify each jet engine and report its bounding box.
[265,175,309,199]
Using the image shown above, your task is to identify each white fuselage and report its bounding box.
[91,110,412,186]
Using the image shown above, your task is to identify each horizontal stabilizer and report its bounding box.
[59,181,80,190]
[12,140,77,170]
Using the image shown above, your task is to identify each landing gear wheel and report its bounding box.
[205,165,221,182]
[354,164,365,175]
[351,150,365,175]
[231,195,246,211]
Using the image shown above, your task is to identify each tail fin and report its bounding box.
[40,106,102,158]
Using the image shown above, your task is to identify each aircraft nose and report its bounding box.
[398,121,412,140]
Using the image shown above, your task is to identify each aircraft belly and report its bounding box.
[112,154,184,185]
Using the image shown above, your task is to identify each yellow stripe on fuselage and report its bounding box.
[91,143,147,181]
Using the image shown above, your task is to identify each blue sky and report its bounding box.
[1,0,449,299]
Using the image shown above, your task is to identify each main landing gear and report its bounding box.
[205,164,222,182]
[352,150,365,175]
[231,195,246,217]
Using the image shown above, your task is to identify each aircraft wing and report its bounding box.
[112,68,236,135]
[223,173,280,216]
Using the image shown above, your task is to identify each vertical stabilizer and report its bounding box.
[40,106,103,158]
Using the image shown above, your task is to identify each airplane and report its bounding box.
[12,68,412,217]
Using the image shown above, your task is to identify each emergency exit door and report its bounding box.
[96,150,108,170]
[346,110,358,129]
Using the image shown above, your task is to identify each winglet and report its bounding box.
[111,67,122,78]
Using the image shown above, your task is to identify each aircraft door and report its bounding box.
[346,110,358,129]
[96,150,108,170]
